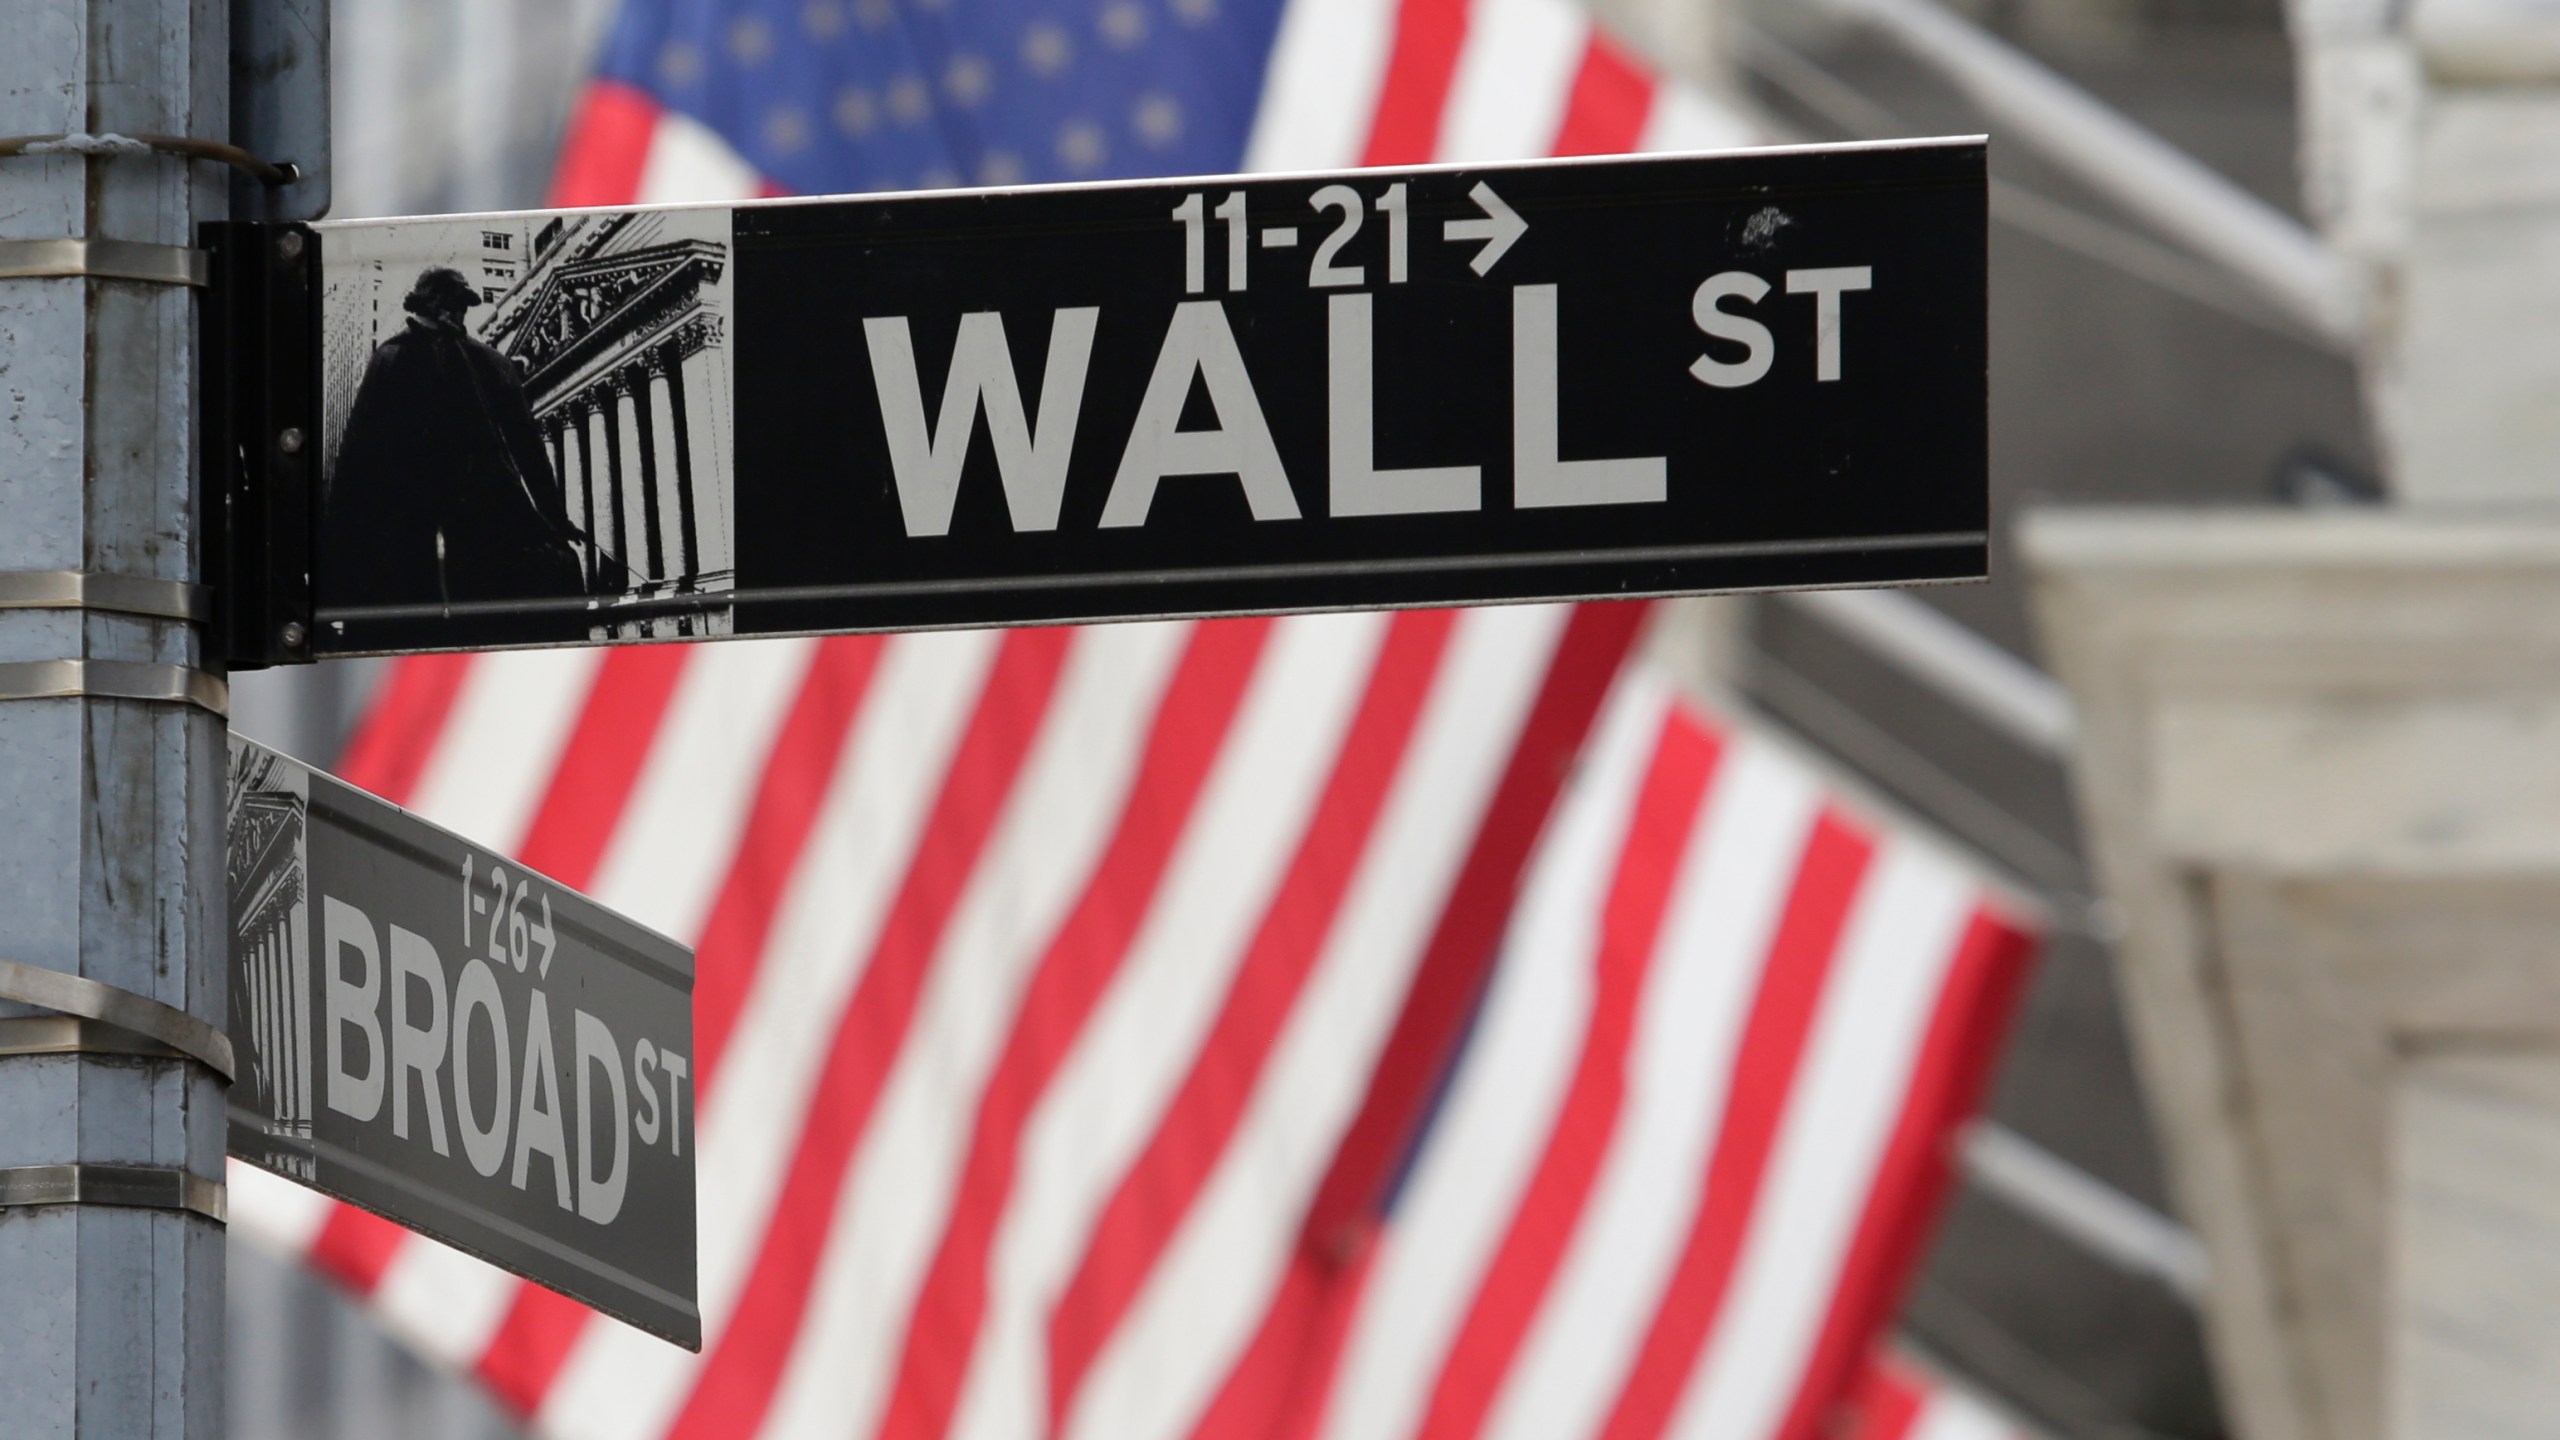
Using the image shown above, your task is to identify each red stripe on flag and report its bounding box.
[1360,0,1474,165]
[872,619,1275,1440]
[479,1288,592,1417]
[1412,707,1725,1440]
[1595,809,1876,1440]
[1771,911,2039,1440]
[1043,610,1461,1430]
[663,629,1075,1439]
[307,1206,411,1295]
[549,80,662,208]
[1187,1244,1383,1440]
[1304,602,1647,1264]
[694,636,888,1086]
[1840,1357,1931,1440]
[1188,601,1649,1440]
[511,646,691,887]
[334,654,474,803]
[1548,35,1655,157]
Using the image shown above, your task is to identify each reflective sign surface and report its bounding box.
[303,139,1986,656]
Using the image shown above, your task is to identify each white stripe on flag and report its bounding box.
[758,623,1194,1440]
[950,612,1390,1440]
[1910,1388,2023,1440]
[1244,0,1399,172]
[539,630,1005,1439]
[1666,839,1977,1440]
[1483,730,1823,1440]
[1637,85,1761,154]
[1064,603,1571,1440]
[634,105,764,205]
[588,638,818,940]
[1436,0,1591,162]
[1315,666,1668,1440]
[375,1237,518,1371]
[407,649,602,848]
[227,1157,335,1254]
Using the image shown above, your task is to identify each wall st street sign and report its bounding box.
[206,137,1987,665]
[225,736,700,1348]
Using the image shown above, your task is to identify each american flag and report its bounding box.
[232,1,2042,1437]
[544,0,1757,208]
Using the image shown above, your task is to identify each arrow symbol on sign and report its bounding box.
[1443,182,1526,276]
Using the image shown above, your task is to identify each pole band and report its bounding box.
[0,1015,201,1065]
[0,237,209,287]
[0,659,228,716]
[0,957,236,1081]
[0,570,210,623]
[0,1164,226,1223]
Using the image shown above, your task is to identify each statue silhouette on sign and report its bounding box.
[323,267,591,610]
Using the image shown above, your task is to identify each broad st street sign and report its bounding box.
[204,137,1987,664]
[225,736,701,1348]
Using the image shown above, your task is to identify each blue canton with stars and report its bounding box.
[593,0,1293,197]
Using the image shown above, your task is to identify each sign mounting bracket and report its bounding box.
[201,221,320,670]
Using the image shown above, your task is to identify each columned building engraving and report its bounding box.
[483,212,737,639]
[226,744,315,1179]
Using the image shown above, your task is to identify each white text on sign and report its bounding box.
[863,263,1871,537]
[317,870,690,1228]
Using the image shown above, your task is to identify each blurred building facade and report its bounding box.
[2024,3,2560,1438]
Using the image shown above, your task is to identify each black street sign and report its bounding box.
[221,137,1985,661]
[225,736,700,1348]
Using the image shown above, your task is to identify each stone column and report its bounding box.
[567,400,604,590]
[2288,0,2560,502]
[282,895,311,1130]
[629,363,667,585]
[2026,508,2560,1440]
[596,384,630,592]
[609,371,651,588]
[546,416,569,523]
[248,929,272,1109]
[656,347,700,586]
[674,340,730,583]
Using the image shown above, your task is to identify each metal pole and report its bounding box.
[0,0,230,1430]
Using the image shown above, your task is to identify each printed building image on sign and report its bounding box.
[315,207,739,648]
[302,139,1985,656]
[225,735,702,1349]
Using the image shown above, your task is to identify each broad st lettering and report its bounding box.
[321,887,687,1228]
